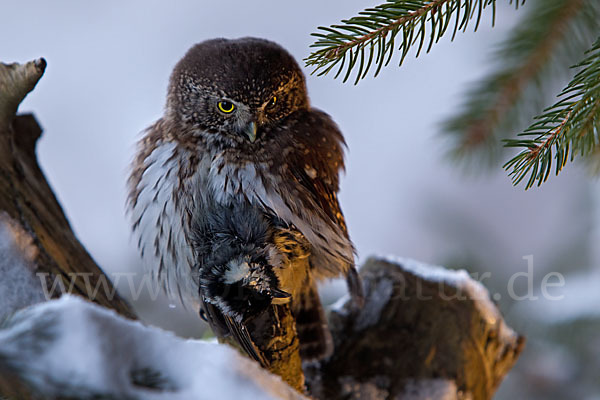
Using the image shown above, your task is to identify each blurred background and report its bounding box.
[1,1,599,398]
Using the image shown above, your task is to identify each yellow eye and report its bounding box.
[217,101,236,113]
[266,96,277,108]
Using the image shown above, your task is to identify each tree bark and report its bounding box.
[306,257,525,400]
[0,59,524,400]
[0,59,135,318]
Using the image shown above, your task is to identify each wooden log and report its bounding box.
[0,59,524,400]
[306,257,525,400]
[0,59,135,319]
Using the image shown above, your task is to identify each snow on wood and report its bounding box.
[305,256,525,400]
[0,58,524,399]
[0,295,307,400]
[0,59,134,320]
[383,255,519,343]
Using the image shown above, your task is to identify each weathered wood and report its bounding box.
[306,257,525,400]
[0,368,35,400]
[0,59,524,400]
[0,59,135,319]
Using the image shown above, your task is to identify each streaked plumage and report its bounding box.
[127,37,361,363]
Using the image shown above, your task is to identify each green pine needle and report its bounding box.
[504,37,600,189]
[308,0,600,189]
[442,0,597,166]
[305,0,512,84]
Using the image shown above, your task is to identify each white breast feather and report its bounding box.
[209,154,354,275]
[130,143,354,306]
[129,142,198,304]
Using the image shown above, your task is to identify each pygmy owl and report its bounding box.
[128,37,362,362]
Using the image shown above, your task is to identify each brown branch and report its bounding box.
[520,92,599,177]
[0,255,525,399]
[0,59,46,124]
[0,59,135,319]
[306,257,525,400]
[526,109,573,162]
[0,59,523,400]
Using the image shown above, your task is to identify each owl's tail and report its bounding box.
[293,282,333,362]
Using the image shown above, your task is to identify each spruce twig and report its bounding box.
[504,38,600,188]
[305,0,508,84]
[443,0,596,164]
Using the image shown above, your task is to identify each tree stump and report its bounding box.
[306,257,525,400]
[0,59,135,319]
[0,59,524,400]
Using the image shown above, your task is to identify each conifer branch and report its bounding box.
[504,38,600,189]
[443,0,598,164]
[305,0,512,84]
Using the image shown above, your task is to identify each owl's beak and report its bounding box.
[243,121,258,143]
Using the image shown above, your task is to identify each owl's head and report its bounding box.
[166,37,309,144]
[200,256,291,322]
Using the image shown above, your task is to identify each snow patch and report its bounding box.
[338,376,389,400]
[329,293,350,315]
[354,278,394,330]
[380,256,517,343]
[0,295,306,400]
[399,379,472,400]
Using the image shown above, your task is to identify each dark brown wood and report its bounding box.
[0,59,135,319]
[306,257,525,400]
[0,59,524,400]
[0,368,35,400]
